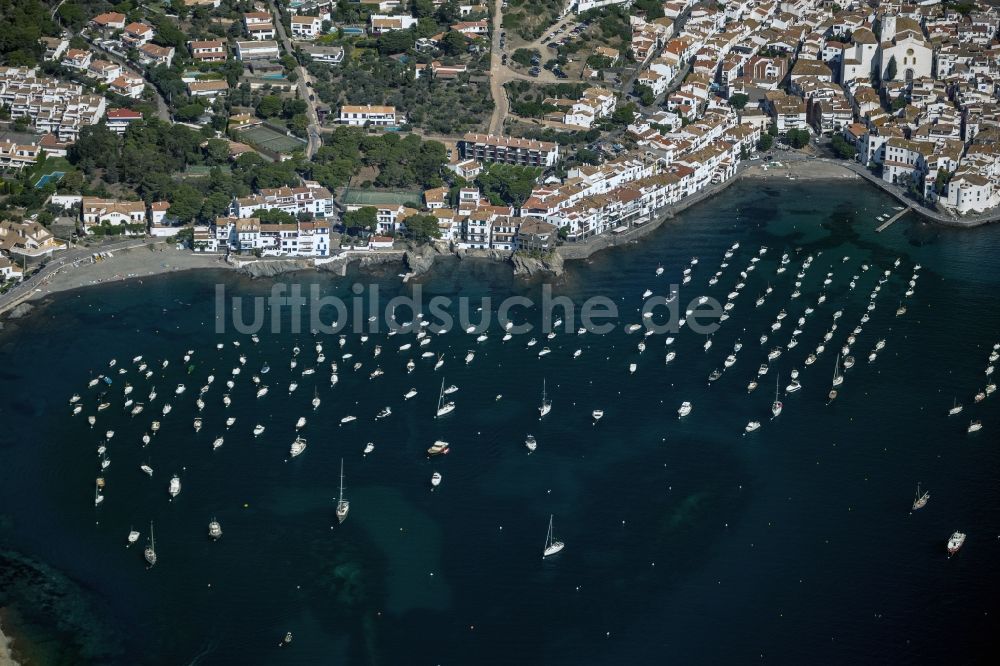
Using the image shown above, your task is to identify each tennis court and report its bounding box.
[340,188,423,207]
[238,125,307,154]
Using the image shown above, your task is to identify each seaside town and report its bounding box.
[1,0,1000,295]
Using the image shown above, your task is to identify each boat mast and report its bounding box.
[338,458,345,504]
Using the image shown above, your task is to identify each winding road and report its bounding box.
[268,0,322,158]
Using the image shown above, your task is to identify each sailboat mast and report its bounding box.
[338,458,344,503]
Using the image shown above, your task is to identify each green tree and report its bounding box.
[729,93,749,111]
[511,49,538,67]
[256,95,283,118]
[829,134,857,159]
[167,184,203,223]
[440,30,467,56]
[257,208,297,224]
[786,128,810,149]
[885,55,897,81]
[476,164,541,207]
[757,133,774,151]
[343,206,379,232]
[402,213,441,242]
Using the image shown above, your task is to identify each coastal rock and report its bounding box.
[6,303,34,319]
[231,258,312,279]
[510,251,564,278]
[403,243,446,278]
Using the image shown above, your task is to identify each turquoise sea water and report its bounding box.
[2,179,1000,664]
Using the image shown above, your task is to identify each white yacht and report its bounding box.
[677,401,692,417]
[290,436,307,457]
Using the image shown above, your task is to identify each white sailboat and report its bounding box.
[538,379,552,418]
[543,515,564,558]
[144,521,157,567]
[336,458,349,524]
[771,375,783,418]
[832,353,844,387]
[435,378,455,418]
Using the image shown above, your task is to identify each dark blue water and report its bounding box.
[2,179,999,665]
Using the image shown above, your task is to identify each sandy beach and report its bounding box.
[21,244,228,304]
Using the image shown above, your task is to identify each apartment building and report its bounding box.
[188,40,227,63]
[231,182,336,219]
[459,134,559,168]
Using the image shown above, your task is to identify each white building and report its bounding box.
[235,40,280,61]
[290,15,324,40]
[338,104,402,127]
[878,16,933,83]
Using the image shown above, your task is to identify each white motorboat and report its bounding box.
[538,347,551,357]
[444,384,459,395]
[629,363,637,374]
[376,407,392,419]
[678,401,692,417]
[428,440,450,456]
[747,380,758,393]
[340,415,356,425]
[257,386,269,398]
[193,418,202,432]
[288,382,298,393]
[404,388,418,399]
[724,354,736,368]
[947,531,966,556]
[592,409,604,422]
[290,436,307,457]
[665,351,676,363]
[465,351,475,364]
[169,475,181,498]
[785,379,802,394]
[431,472,442,488]
[253,424,265,436]
[364,442,375,455]
[175,384,186,395]
[209,519,223,540]
[573,349,582,358]
[295,417,307,429]
[212,436,224,450]
[745,421,761,433]
[525,434,537,452]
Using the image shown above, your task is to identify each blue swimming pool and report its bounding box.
[34,171,65,188]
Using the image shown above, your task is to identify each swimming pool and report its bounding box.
[34,171,65,188]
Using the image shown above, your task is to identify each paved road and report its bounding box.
[0,239,165,315]
[81,36,171,122]
[268,0,321,158]
[488,0,565,134]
